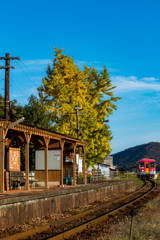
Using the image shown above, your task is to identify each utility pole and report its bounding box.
[0,53,20,119]
[69,105,85,157]
[71,105,85,140]
[75,106,82,140]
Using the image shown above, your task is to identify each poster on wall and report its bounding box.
[54,151,61,161]
[8,148,20,171]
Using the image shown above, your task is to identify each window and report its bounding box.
[146,163,149,168]
[139,162,144,168]
[150,162,155,168]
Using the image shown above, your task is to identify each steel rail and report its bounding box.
[48,181,147,228]
[47,181,156,240]
[2,181,148,240]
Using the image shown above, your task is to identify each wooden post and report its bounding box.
[0,128,5,192]
[5,53,10,120]
[44,137,50,189]
[72,143,76,185]
[24,132,32,190]
[83,146,86,184]
[60,140,65,187]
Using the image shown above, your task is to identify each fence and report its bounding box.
[76,170,120,184]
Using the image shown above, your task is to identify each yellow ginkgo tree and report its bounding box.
[38,47,121,166]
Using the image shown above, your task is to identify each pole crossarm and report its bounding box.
[68,106,86,140]
[0,57,20,60]
[0,66,15,69]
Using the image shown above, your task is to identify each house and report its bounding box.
[87,156,118,179]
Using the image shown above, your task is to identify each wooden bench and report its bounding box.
[10,172,37,189]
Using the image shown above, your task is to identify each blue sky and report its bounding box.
[0,0,160,154]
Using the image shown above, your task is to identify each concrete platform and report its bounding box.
[0,180,133,228]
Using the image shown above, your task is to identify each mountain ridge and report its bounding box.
[111,142,160,171]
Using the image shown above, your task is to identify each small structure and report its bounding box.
[87,155,117,179]
[103,155,113,166]
[0,119,87,192]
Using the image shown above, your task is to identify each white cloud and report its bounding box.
[23,59,53,65]
[30,76,43,81]
[142,77,159,81]
[75,60,117,72]
[20,59,118,73]
[111,75,160,93]
[11,93,24,98]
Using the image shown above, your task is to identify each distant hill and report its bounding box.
[111,142,160,171]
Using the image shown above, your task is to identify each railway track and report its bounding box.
[2,180,157,240]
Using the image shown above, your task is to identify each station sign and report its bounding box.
[78,157,83,173]
[8,148,20,171]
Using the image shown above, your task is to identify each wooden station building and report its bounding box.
[0,119,87,192]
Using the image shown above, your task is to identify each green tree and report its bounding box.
[38,48,121,166]
[23,95,54,130]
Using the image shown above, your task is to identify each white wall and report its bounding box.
[88,164,110,174]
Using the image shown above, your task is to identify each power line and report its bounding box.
[20,60,42,83]
[0,59,28,100]
[15,61,39,88]
[10,75,29,99]
[10,71,31,96]
[0,59,5,66]
[1,58,36,101]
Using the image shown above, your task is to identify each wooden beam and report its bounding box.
[48,142,60,149]
[24,132,32,190]
[18,135,25,142]
[0,128,5,192]
[44,137,50,189]
[14,136,24,147]
[38,139,44,146]
[59,140,65,187]
[0,120,88,147]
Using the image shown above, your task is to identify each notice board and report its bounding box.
[35,150,61,170]
[9,148,20,171]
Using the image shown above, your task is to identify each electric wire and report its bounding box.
[2,59,34,97]
[0,58,31,105]
[19,60,43,84]
[0,59,5,64]
[10,71,32,97]
[15,61,40,88]
[10,75,29,100]
[0,58,37,100]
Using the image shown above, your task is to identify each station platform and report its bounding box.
[0,180,133,228]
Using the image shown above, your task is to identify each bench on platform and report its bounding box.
[63,177,73,185]
[10,171,37,189]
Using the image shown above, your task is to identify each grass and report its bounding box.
[106,194,160,240]
[122,173,144,189]
[97,175,160,240]
[74,210,81,214]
